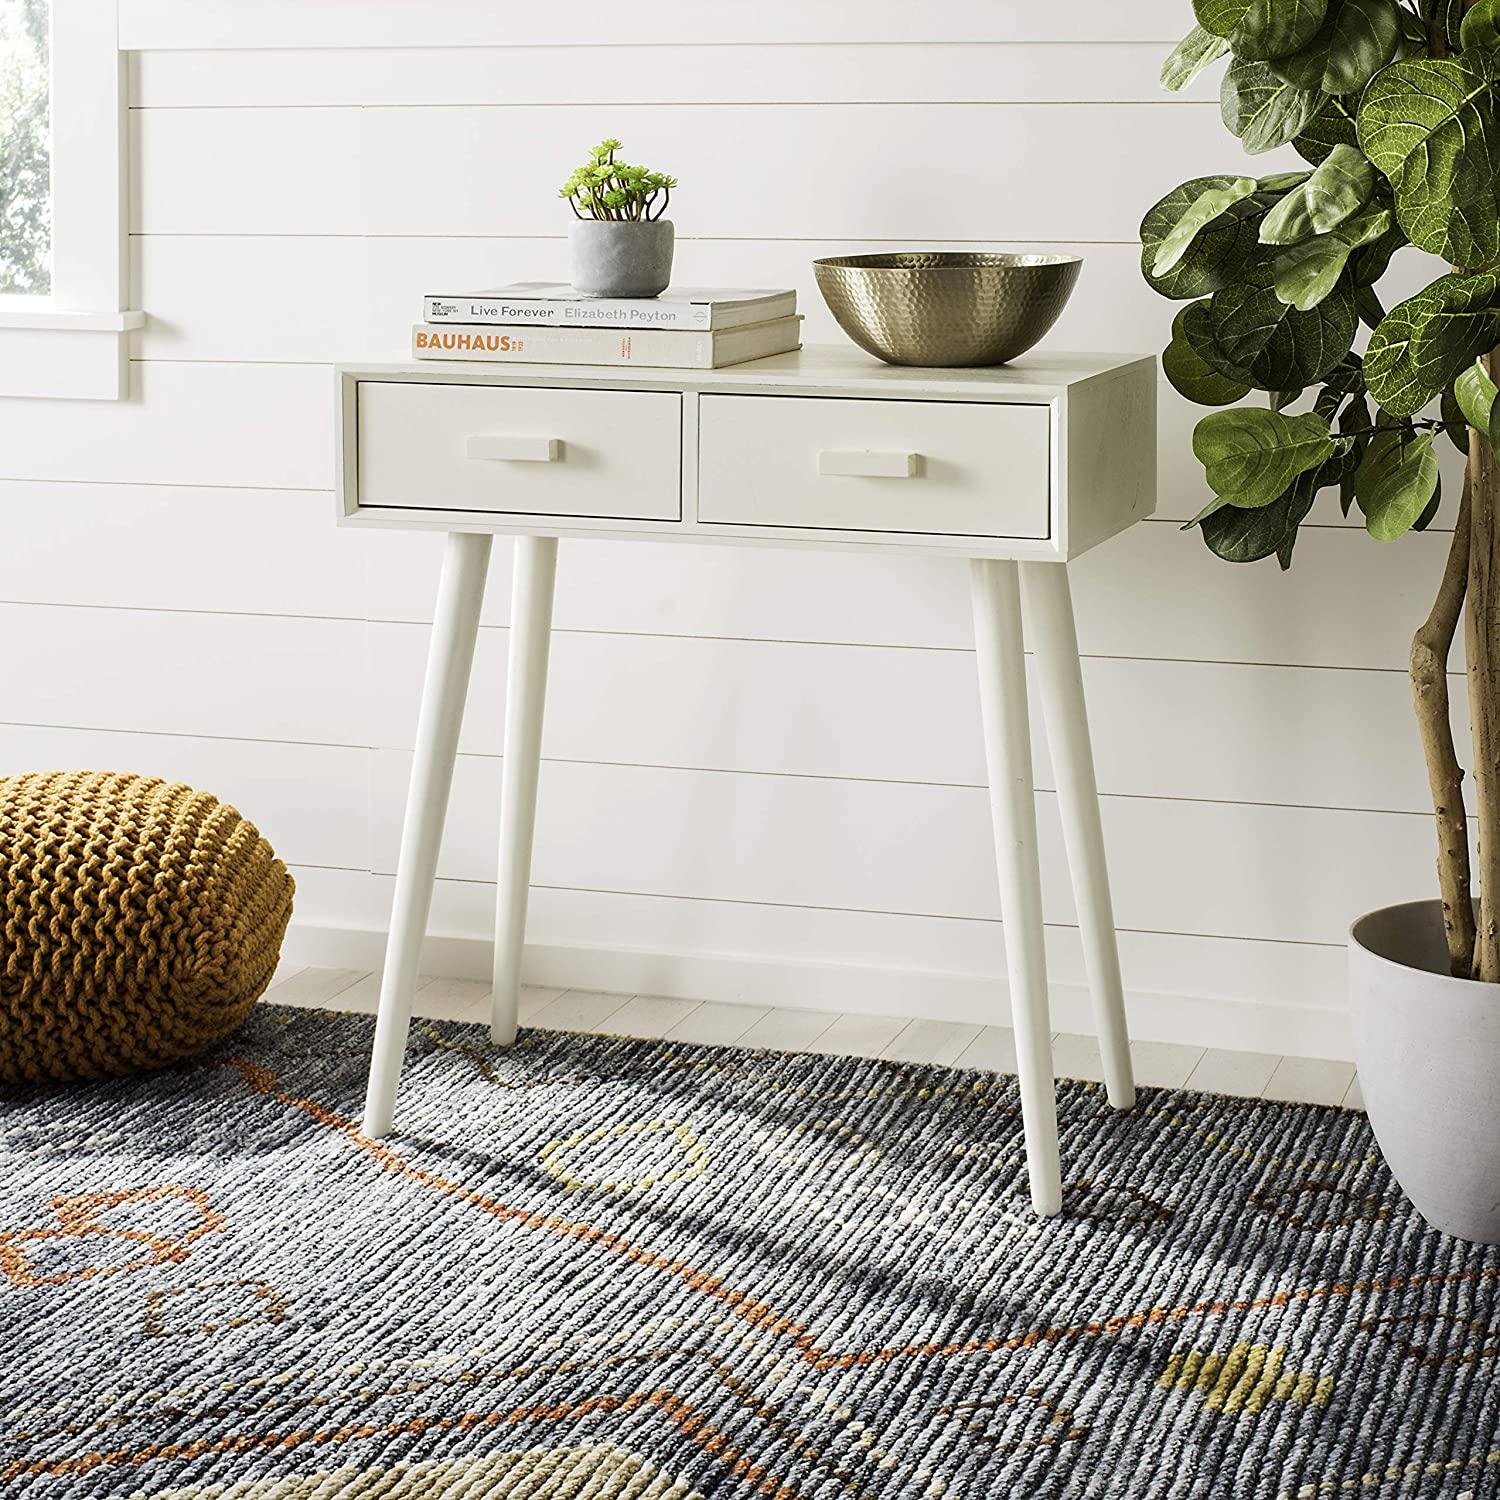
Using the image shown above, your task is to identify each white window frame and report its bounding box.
[0,0,140,399]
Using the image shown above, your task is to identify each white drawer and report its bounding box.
[697,394,1050,539]
[356,382,681,521]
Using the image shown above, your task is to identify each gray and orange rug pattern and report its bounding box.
[2,1005,1496,1498]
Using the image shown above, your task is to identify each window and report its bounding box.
[0,0,138,400]
[0,0,49,296]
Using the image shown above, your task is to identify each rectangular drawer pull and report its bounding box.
[818,449,918,478]
[466,434,561,463]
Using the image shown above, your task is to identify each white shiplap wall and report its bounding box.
[0,2,1454,1058]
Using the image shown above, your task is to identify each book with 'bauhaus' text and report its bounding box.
[412,315,802,369]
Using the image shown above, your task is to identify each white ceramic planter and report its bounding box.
[1348,898,1500,1244]
[569,219,674,298]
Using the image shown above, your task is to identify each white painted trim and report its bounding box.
[278,921,1356,1063]
[118,0,1187,49]
[0,303,142,331]
[8,0,141,398]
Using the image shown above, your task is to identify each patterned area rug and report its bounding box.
[2,1005,1497,1499]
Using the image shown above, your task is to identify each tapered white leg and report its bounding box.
[363,531,493,1137]
[970,558,1062,1218]
[491,535,559,1045]
[1020,562,1136,1111]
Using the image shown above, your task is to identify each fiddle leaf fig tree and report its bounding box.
[1144,0,1500,980]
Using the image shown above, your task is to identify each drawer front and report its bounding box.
[357,382,681,520]
[697,394,1050,538]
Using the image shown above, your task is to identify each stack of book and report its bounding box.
[412,283,801,370]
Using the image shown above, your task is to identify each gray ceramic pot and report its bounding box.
[1349,898,1500,1244]
[569,219,674,298]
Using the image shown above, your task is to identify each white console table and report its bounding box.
[336,345,1157,1216]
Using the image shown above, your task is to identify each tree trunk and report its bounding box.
[1412,472,1474,975]
[1465,383,1500,981]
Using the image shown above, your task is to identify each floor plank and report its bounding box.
[814,1012,909,1058]
[956,1025,1020,1074]
[604,994,703,1039]
[260,966,1365,1108]
[882,1019,983,1066]
[1186,1047,1280,1099]
[664,1001,771,1046]
[265,966,367,1010]
[1130,1039,1205,1089]
[1052,1032,1104,1083]
[1262,1054,1356,1107]
[415,976,491,1022]
[736,1008,839,1052]
[528,988,633,1033]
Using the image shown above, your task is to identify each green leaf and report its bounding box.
[1269,0,1400,94]
[1441,390,1472,453]
[1412,484,1442,532]
[1257,170,1312,191]
[1277,469,1323,566]
[1140,176,1276,300]
[1232,0,1330,60]
[1161,25,1232,90]
[1199,474,1318,561]
[1293,95,1359,162]
[1461,0,1500,52]
[1222,60,1328,153]
[1153,177,1260,274]
[1357,430,1440,540]
[1431,0,1467,50]
[1357,54,1500,267]
[1192,407,1335,506]
[1194,265,1359,388]
[1355,283,1386,329]
[1272,207,1391,311]
[1194,0,1251,37]
[1455,358,1500,446]
[1258,145,1375,243]
[1163,303,1254,405]
[1349,220,1404,287]
[1364,269,1500,418]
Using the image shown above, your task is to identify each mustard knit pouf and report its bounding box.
[0,771,294,1084]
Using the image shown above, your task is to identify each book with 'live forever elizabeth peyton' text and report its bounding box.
[422,283,797,332]
[412,316,802,370]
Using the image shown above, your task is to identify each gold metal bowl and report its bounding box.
[813,252,1083,368]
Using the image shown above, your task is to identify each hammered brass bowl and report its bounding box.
[813,252,1083,368]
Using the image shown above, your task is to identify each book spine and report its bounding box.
[423,296,712,330]
[412,324,713,368]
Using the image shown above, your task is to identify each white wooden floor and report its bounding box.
[265,963,1364,1111]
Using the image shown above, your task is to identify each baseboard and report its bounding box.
[280,920,1353,1062]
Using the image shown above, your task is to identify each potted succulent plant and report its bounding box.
[1142,0,1500,1242]
[560,138,678,298]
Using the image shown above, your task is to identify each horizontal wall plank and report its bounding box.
[0,474,1452,679]
[0,364,330,488]
[131,103,1290,242]
[130,43,1212,109]
[365,623,1446,816]
[370,752,1430,947]
[132,235,1172,361]
[0,482,403,618]
[0,603,368,746]
[0,723,367,870]
[119,1,1190,50]
[279,871,1351,1057]
[0,353,1231,528]
[31,342,1398,539]
[0,596,1453,815]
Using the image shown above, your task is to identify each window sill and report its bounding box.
[0,304,144,333]
[0,307,145,400]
